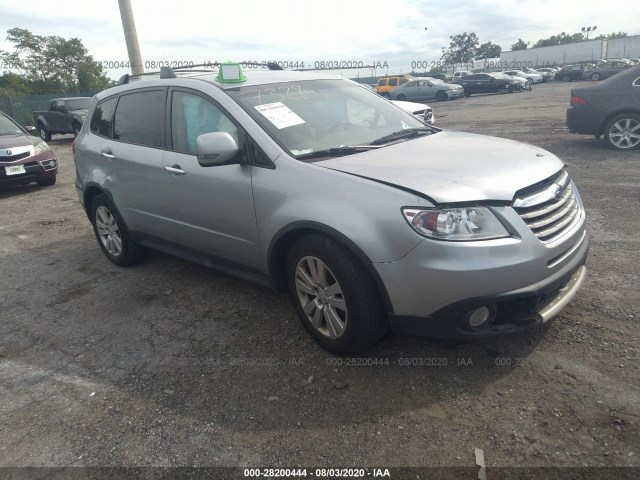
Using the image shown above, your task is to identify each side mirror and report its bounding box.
[25,126,37,135]
[196,132,239,166]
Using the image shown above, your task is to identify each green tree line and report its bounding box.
[0,28,114,96]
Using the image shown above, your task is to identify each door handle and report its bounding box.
[165,165,186,175]
[101,151,115,160]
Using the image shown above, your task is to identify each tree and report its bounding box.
[475,41,501,59]
[595,31,628,39]
[0,72,31,96]
[441,32,479,64]
[511,39,529,51]
[0,28,111,93]
[533,32,585,48]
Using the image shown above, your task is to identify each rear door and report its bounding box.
[107,89,168,235]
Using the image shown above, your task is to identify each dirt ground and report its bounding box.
[0,81,638,477]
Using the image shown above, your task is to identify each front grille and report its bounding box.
[513,171,583,243]
[0,152,30,162]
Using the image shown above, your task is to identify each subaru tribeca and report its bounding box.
[73,63,588,354]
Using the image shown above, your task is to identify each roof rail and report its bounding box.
[116,61,285,85]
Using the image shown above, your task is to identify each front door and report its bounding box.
[161,89,260,269]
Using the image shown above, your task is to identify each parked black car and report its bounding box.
[451,73,520,96]
[566,67,640,150]
[0,111,58,187]
[555,63,595,82]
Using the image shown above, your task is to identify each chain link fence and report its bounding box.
[0,91,98,126]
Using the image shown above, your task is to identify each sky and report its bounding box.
[1,0,639,80]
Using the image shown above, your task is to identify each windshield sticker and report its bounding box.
[255,102,305,129]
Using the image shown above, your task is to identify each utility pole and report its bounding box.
[118,0,144,75]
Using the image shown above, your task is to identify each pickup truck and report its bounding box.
[33,97,91,141]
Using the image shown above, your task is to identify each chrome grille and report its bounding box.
[513,171,582,243]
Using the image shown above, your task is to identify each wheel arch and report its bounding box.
[599,109,640,136]
[267,221,394,313]
[82,184,110,219]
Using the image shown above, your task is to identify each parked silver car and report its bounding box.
[73,64,588,354]
[390,78,465,102]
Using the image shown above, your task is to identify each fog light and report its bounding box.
[469,306,491,327]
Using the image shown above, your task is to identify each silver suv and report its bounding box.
[73,63,588,354]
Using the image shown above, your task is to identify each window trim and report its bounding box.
[89,95,120,140]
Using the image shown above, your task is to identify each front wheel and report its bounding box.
[38,125,51,142]
[90,194,144,266]
[604,114,640,150]
[381,92,390,99]
[396,94,407,101]
[527,77,533,85]
[436,91,448,102]
[37,175,56,187]
[72,123,81,137]
[591,73,601,81]
[562,75,571,83]
[287,234,388,354]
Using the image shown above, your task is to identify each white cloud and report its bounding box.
[1,0,638,78]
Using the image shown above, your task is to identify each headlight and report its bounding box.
[34,140,52,155]
[402,207,509,241]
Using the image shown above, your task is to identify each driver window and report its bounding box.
[171,91,238,154]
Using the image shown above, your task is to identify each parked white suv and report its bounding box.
[73,63,588,354]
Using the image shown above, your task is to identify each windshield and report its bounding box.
[226,79,427,159]
[0,115,24,136]
[65,98,90,111]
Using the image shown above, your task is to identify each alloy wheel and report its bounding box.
[609,118,640,149]
[294,256,347,339]
[95,206,123,257]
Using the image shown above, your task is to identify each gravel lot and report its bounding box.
[0,81,638,476]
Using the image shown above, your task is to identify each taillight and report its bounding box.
[71,139,76,155]
[570,95,587,105]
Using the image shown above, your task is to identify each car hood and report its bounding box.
[390,100,431,113]
[0,134,37,149]
[317,130,563,204]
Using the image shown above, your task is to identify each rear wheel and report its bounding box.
[72,123,81,137]
[381,92,390,99]
[604,114,640,150]
[436,91,448,102]
[396,94,407,101]
[90,194,144,266]
[562,75,571,82]
[527,77,533,85]
[591,73,601,81]
[286,234,388,354]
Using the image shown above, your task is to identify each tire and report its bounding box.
[37,175,56,187]
[286,234,388,354]
[436,91,448,102]
[38,125,51,142]
[381,92,390,99]
[465,92,472,97]
[90,193,144,266]
[562,75,571,83]
[527,77,533,85]
[72,123,81,137]
[591,73,601,81]
[508,84,517,93]
[396,94,407,101]
[604,114,640,150]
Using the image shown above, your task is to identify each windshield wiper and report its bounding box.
[369,127,435,146]
[296,145,383,160]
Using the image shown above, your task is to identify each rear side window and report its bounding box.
[113,90,165,147]
[399,78,409,85]
[90,98,118,138]
[389,78,398,86]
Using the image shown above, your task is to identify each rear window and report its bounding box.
[90,97,118,138]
